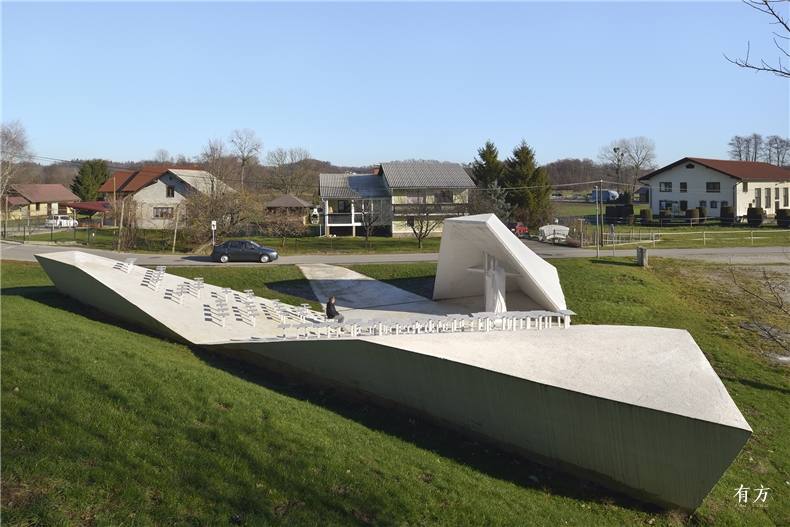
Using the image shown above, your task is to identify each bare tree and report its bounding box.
[229,129,262,190]
[597,141,627,191]
[730,261,790,352]
[1,120,35,198]
[358,199,394,243]
[255,207,309,247]
[728,135,749,160]
[180,186,251,246]
[748,132,764,161]
[154,149,173,164]
[598,137,657,194]
[622,136,657,193]
[725,0,790,78]
[765,135,790,166]
[401,201,445,249]
[264,147,316,198]
[200,138,238,186]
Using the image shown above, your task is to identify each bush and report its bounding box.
[605,205,617,225]
[720,206,736,226]
[685,208,699,226]
[696,206,707,225]
[777,208,790,228]
[746,207,764,227]
[659,209,672,226]
[640,208,653,225]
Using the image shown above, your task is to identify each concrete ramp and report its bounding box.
[35,250,751,511]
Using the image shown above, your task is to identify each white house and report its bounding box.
[318,162,476,237]
[639,157,790,218]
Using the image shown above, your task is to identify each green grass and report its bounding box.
[2,259,788,526]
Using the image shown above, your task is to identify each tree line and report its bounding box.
[728,133,790,166]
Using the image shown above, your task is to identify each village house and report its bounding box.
[318,162,475,237]
[2,184,79,221]
[99,166,231,229]
[639,157,790,219]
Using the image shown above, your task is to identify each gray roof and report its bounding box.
[167,169,234,195]
[319,173,390,199]
[381,162,475,189]
[264,194,313,208]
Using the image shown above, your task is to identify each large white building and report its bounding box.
[639,158,790,218]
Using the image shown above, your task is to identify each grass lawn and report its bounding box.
[2,259,788,526]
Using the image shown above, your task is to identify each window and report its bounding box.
[685,164,695,169]
[755,188,761,208]
[406,216,415,227]
[337,200,351,213]
[765,188,771,209]
[784,188,789,207]
[406,190,425,204]
[679,201,688,211]
[679,182,687,193]
[166,186,175,198]
[35,202,41,211]
[153,207,173,218]
[433,189,453,204]
[743,182,749,192]
[659,200,669,210]
[711,201,718,209]
[659,182,672,192]
[706,182,720,193]
[721,201,729,208]
[699,200,707,208]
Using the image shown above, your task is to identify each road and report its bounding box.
[2,239,788,267]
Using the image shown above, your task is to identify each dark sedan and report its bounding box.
[211,240,279,263]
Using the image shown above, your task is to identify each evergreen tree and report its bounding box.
[471,141,503,188]
[502,140,552,228]
[71,159,110,202]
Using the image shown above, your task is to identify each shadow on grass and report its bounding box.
[589,259,639,267]
[721,376,790,396]
[19,287,663,517]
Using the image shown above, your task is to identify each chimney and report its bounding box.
[372,164,381,175]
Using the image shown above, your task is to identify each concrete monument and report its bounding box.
[35,214,750,511]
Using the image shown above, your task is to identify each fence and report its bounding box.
[597,229,788,248]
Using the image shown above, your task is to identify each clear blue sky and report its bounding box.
[3,1,788,169]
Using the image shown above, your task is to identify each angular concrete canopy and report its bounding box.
[35,250,751,511]
[434,214,566,311]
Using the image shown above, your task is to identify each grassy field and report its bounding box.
[2,259,788,526]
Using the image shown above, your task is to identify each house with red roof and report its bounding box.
[98,166,232,228]
[3,184,80,220]
[638,158,790,219]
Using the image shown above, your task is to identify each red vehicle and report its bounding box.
[506,221,529,237]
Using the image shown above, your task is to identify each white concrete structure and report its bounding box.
[434,214,566,312]
[35,245,751,512]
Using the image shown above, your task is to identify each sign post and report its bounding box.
[211,220,216,246]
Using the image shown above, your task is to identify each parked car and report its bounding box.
[506,221,529,237]
[211,240,279,263]
[44,214,77,228]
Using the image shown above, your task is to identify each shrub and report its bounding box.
[746,207,764,227]
[640,208,653,225]
[696,206,707,225]
[659,209,672,226]
[685,208,699,226]
[720,206,736,226]
[605,205,617,225]
[777,208,790,228]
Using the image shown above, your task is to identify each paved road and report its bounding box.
[1,239,788,267]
